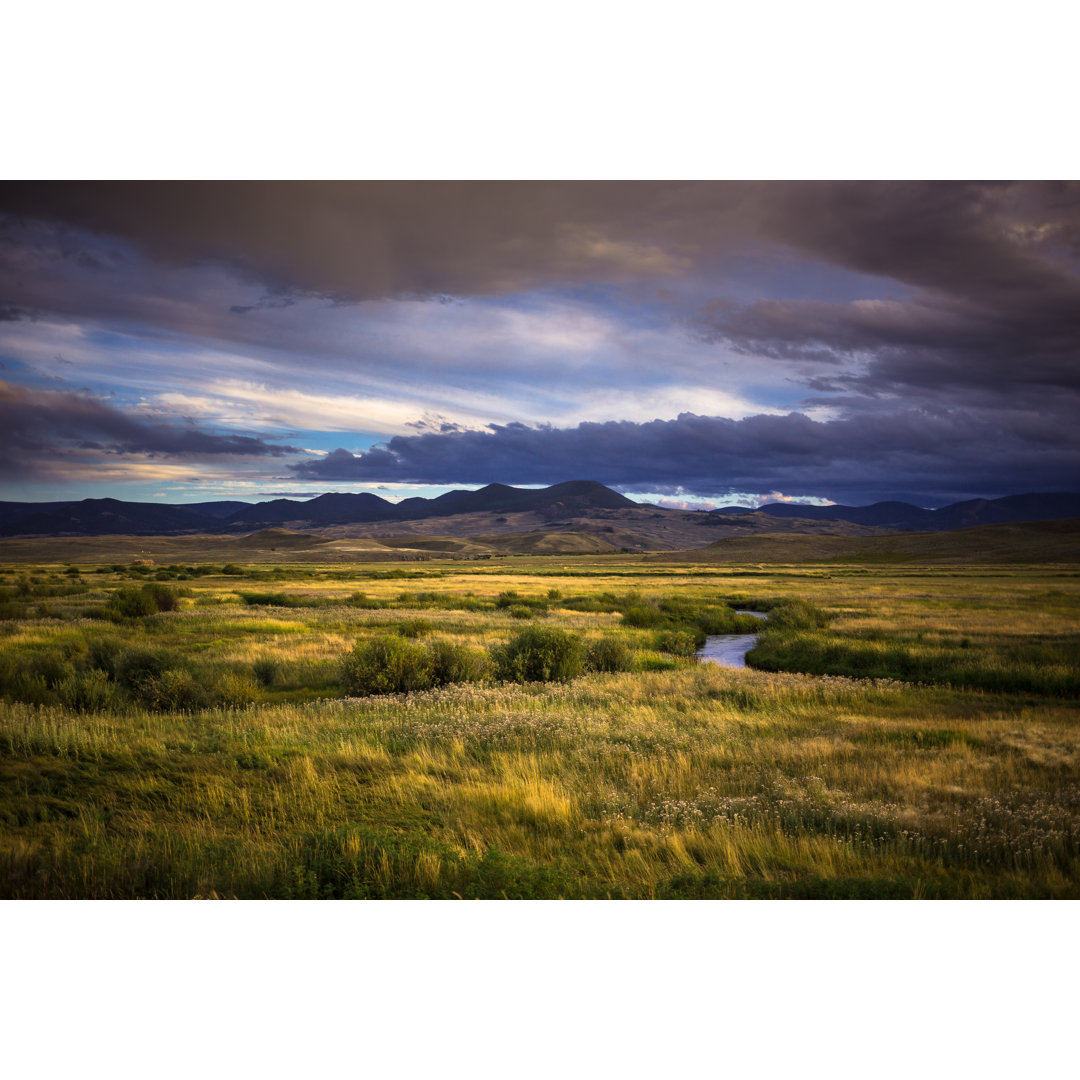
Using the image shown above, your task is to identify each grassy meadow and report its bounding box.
[1,554,1078,898]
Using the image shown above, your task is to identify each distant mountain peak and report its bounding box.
[7,485,1075,539]
[711,493,1080,531]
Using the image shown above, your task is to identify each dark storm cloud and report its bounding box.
[1,181,702,300]
[749,182,1080,315]
[0,380,302,476]
[4,181,1078,406]
[704,183,1080,410]
[4,180,1078,305]
[700,290,1080,407]
[292,408,1080,505]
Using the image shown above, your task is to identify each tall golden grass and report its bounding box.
[0,558,1077,897]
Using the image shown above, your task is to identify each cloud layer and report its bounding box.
[0,379,300,481]
[292,407,1078,505]
[2,181,1079,504]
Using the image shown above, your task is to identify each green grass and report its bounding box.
[1,558,1078,898]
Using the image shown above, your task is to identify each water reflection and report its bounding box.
[696,610,768,669]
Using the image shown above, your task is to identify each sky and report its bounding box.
[1,180,1079,509]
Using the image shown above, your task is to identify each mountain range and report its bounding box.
[1,483,1078,542]
[711,492,1080,531]
[0,481,639,537]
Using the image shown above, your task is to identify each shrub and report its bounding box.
[0,601,24,621]
[562,596,613,613]
[622,604,664,628]
[108,586,158,619]
[427,639,491,686]
[341,635,433,696]
[28,652,72,690]
[398,618,434,638]
[221,563,244,576]
[57,668,115,713]
[492,625,583,683]
[584,637,633,673]
[496,592,547,615]
[636,655,677,671]
[765,598,829,630]
[655,630,699,657]
[507,604,534,620]
[695,610,740,635]
[86,635,126,680]
[146,584,180,612]
[252,657,279,687]
[107,583,179,619]
[346,591,384,609]
[114,646,173,691]
[214,672,259,708]
[140,669,207,712]
[240,592,300,607]
[0,652,71,705]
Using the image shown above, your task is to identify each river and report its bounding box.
[695,610,768,669]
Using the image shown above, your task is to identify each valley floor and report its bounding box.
[2,557,1078,898]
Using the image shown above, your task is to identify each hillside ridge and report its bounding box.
[2,484,1078,540]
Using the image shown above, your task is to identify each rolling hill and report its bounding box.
[654,518,1080,564]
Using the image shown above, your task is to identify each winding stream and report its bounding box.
[696,610,768,669]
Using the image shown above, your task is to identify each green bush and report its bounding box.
[107,583,179,619]
[114,646,173,691]
[622,604,664,628]
[507,604,534,620]
[655,630,699,657]
[108,586,158,619]
[214,671,259,708]
[147,584,180,612]
[341,635,434,696]
[346,592,384,609]
[765,598,829,630]
[398,618,434,638]
[496,591,547,615]
[252,657,279,687]
[492,625,584,683]
[239,591,310,608]
[57,668,116,713]
[427,639,491,686]
[635,655,677,671]
[86,635,126,680]
[140,669,207,712]
[694,611,739,635]
[0,651,70,705]
[584,637,633,673]
[0,601,24,621]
